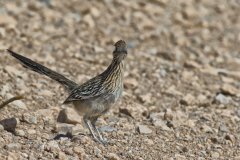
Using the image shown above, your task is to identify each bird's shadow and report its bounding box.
[53,132,73,140]
[53,132,87,140]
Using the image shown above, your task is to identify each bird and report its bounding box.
[7,40,127,144]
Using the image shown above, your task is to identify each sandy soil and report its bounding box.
[0,0,240,159]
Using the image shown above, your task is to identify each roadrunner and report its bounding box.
[7,40,127,144]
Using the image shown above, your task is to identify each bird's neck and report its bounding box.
[102,58,124,86]
[105,58,124,76]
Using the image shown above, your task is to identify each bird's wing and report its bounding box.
[63,76,104,104]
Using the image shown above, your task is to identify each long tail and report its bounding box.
[7,49,77,91]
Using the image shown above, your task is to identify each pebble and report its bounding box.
[124,78,138,89]
[175,154,186,160]
[0,124,4,131]
[225,134,235,143]
[219,124,229,132]
[144,139,154,145]
[201,124,213,133]
[138,93,152,104]
[27,129,36,135]
[7,152,21,160]
[55,123,74,134]
[5,143,21,151]
[22,113,37,124]
[220,84,239,96]
[106,153,120,160]
[83,15,95,28]
[73,146,86,159]
[57,108,82,124]
[15,129,25,137]
[138,125,153,134]
[164,109,174,121]
[58,151,67,160]
[11,100,27,110]
[45,141,60,153]
[180,94,195,105]
[99,125,117,132]
[94,146,102,158]
[4,66,22,77]
[0,117,19,132]
[215,93,232,104]
[211,152,220,158]
[182,6,198,19]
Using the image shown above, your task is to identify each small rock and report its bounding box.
[138,125,152,134]
[22,113,37,124]
[149,112,164,121]
[185,119,196,128]
[200,124,213,133]
[71,124,86,136]
[220,84,239,96]
[73,146,85,154]
[138,93,152,104]
[175,154,186,160]
[7,152,21,160]
[45,141,60,153]
[94,146,102,158]
[55,123,86,136]
[4,66,22,77]
[39,90,54,97]
[184,61,201,69]
[57,108,82,124]
[72,135,91,145]
[211,152,220,158]
[36,108,56,124]
[215,93,232,104]
[197,94,208,106]
[144,139,154,145]
[99,125,117,132]
[151,118,170,130]
[219,124,229,132]
[106,153,120,160]
[27,129,36,135]
[164,109,174,121]
[225,134,235,143]
[11,100,27,110]
[165,85,183,96]
[182,6,198,19]
[58,151,67,160]
[119,108,133,118]
[90,7,100,18]
[180,94,195,105]
[124,78,138,89]
[0,85,10,96]
[55,123,74,134]
[237,110,240,117]
[0,124,4,131]
[73,146,87,159]
[94,46,105,53]
[5,143,21,151]
[0,117,19,132]
[83,15,95,28]
[15,129,25,137]
[0,15,17,27]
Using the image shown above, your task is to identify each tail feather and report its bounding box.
[7,49,77,91]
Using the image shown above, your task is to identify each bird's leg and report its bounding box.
[83,116,102,144]
[91,117,108,145]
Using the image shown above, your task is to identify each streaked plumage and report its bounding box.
[7,40,127,144]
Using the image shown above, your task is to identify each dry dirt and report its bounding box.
[0,0,240,159]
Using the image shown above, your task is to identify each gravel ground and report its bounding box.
[0,0,240,159]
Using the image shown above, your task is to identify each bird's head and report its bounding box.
[113,40,127,61]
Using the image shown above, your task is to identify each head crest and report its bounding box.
[114,40,127,52]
